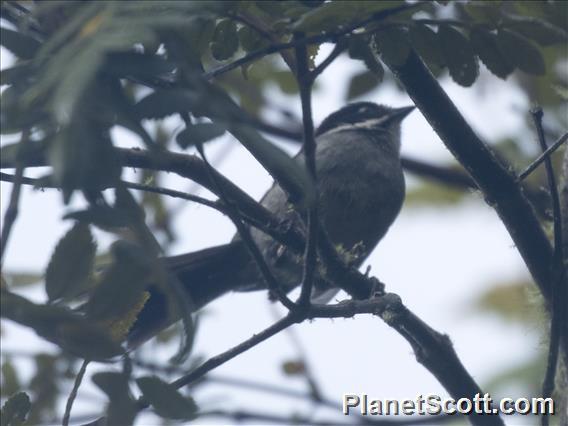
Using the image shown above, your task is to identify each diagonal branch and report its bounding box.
[170,312,300,390]
[384,50,554,302]
[519,132,568,181]
[295,33,318,306]
[530,109,566,426]
[202,3,421,80]
[193,135,296,311]
[62,360,89,426]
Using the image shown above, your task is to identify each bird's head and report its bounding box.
[315,102,414,149]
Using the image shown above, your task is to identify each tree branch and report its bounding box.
[236,116,480,191]
[384,50,554,302]
[193,135,296,310]
[0,129,30,266]
[295,33,318,306]
[519,132,568,181]
[62,360,89,426]
[530,109,566,426]
[169,312,300,391]
[202,3,421,81]
[311,40,347,80]
[232,10,296,71]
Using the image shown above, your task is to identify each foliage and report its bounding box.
[0,0,566,424]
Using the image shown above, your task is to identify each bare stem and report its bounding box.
[193,134,296,311]
[171,312,299,390]
[1,129,30,266]
[62,360,89,426]
[295,33,318,306]
[519,132,568,181]
[531,109,566,426]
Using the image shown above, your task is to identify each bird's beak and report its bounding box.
[381,106,415,127]
[391,106,415,121]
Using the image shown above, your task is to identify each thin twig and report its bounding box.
[519,132,568,181]
[531,109,565,426]
[0,129,30,266]
[202,3,421,80]
[231,10,296,71]
[192,130,296,311]
[0,125,483,194]
[0,172,307,258]
[413,18,470,28]
[311,41,347,80]
[386,49,554,303]
[170,312,300,390]
[295,33,318,306]
[62,360,89,426]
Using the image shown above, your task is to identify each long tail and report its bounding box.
[127,240,251,346]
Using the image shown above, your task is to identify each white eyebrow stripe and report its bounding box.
[318,116,389,137]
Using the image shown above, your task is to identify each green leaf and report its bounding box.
[348,36,370,60]
[438,25,479,87]
[86,241,155,321]
[115,186,162,255]
[409,24,445,70]
[463,2,502,24]
[0,392,31,426]
[176,123,226,149]
[48,123,121,204]
[292,1,352,32]
[0,291,122,360]
[45,223,96,302]
[135,90,201,120]
[238,25,269,52]
[114,186,146,224]
[346,70,381,100]
[293,1,402,32]
[57,322,124,361]
[1,290,81,339]
[348,36,384,77]
[210,18,239,61]
[503,16,568,46]
[1,361,21,397]
[228,124,315,206]
[373,27,411,67]
[469,27,513,80]
[271,70,299,94]
[137,84,315,207]
[0,86,49,135]
[49,43,105,126]
[104,52,176,79]
[136,376,198,420]
[180,16,216,57]
[92,372,130,399]
[64,205,131,230]
[496,29,545,75]
[92,372,138,425]
[513,1,549,18]
[0,28,41,59]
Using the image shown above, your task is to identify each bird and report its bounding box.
[127,102,414,346]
